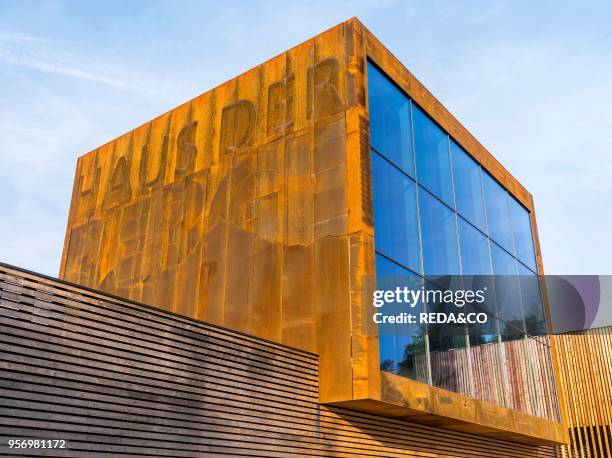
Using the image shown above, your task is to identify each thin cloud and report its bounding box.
[0,122,46,136]
[0,34,128,88]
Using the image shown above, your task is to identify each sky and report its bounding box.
[0,0,611,276]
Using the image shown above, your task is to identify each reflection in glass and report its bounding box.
[413,105,454,206]
[371,151,421,272]
[395,334,428,382]
[458,218,491,276]
[375,254,429,383]
[427,280,471,396]
[367,60,558,421]
[502,337,532,414]
[526,337,561,421]
[483,173,514,253]
[490,242,525,339]
[508,197,537,272]
[418,188,460,276]
[451,141,487,232]
[470,334,506,407]
[367,62,414,176]
[517,264,547,338]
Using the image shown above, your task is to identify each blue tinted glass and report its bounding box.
[376,252,412,276]
[458,218,492,275]
[482,173,514,253]
[490,241,517,276]
[379,332,428,382]
[490,242,525,337]
[371,151,421,272]
[367,62,414,176]
[418,188,460,275]
[375,254,400,373]
[413,105,453,206]
[517,263,546,337]
[375,254,428,382]
[378,334,397,373]
[395,334,428,382]
[451,141,487,232]
[508,197,537,272]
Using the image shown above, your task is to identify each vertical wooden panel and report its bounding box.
[555,328,612,458]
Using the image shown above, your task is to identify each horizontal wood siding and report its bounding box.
[0,264,558,457]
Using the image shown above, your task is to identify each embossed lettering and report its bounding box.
[175,120,198,178]
[219,100,255,154]
[105,156,131,209]
[307,58,344,120]
[75,165,101,218]
[140,132,169,188]
[267,75,295,135]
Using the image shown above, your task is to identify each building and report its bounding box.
[6,17,611,457]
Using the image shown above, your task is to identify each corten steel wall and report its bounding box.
[0,264,561,457]
[59,18,371,407]
[58,17,565,443]
[555,328,612,457]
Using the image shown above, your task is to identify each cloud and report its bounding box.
[0,32,180,101]
[0,33,131,88]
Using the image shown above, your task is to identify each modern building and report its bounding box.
[2,17,610,457]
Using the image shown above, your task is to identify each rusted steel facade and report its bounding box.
[59,18,566,444]
[0,264,561,457]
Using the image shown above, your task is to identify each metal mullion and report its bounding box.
[374,250,421,278]
[371,147,415,183]
[408,99,432,386]
[478,180,509,408]
[448,135,475,398]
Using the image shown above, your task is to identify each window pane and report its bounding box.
[371,151,421,272]
[451,141,487,232]
[418,188,460,276]
[376,255,405,374]
[483,173,514,253]
[490,242,525,338]
[413,105,453,206]
[508,197,537,272]
[395,334,429,382]
[458,217,492,275]
[427,278,471,396]
[517,263,547,337]
[376,252,407,276]
[367,62,414,176]
[375,254,429,383]
[469,336,506,407]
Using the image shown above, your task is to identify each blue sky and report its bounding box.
[1,0,611,276]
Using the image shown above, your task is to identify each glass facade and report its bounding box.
[367,61,559,420]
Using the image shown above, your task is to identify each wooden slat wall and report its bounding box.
[555,328,612,458]
[0,264,560,457]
